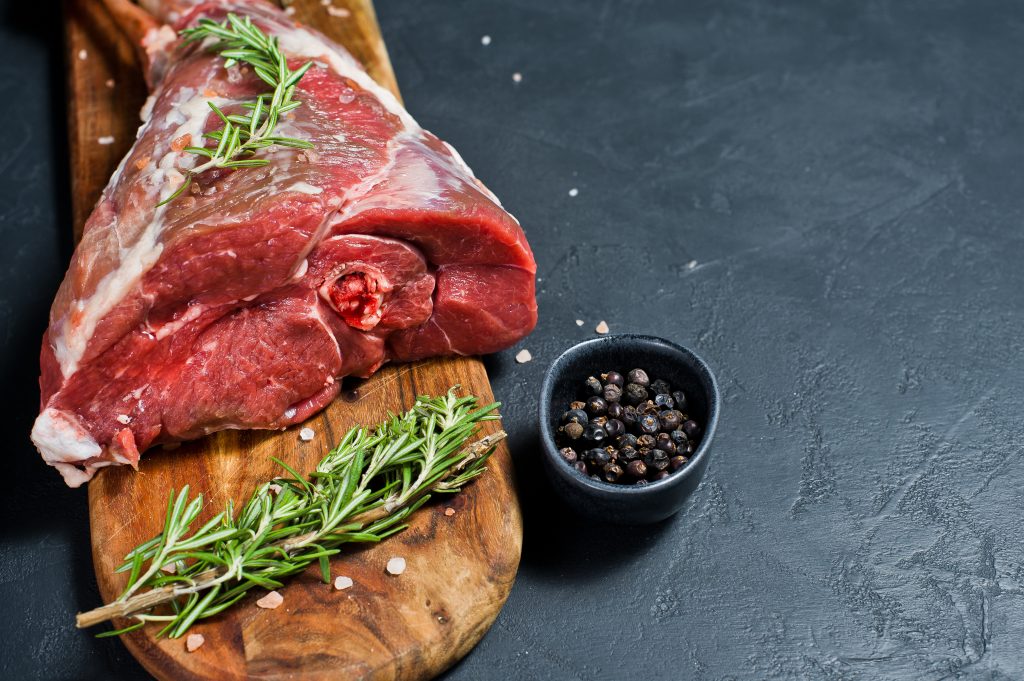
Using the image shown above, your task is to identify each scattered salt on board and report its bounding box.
[512,72,523,83]
[568,188,579,197]
[256,591,284,609]
[327,6,350,17]
[444,507,456,517]
[515,349,532,363]
[576,319,584,326]
[98,136,115,145]
[334,576,353,590]
[481,35,492,46]
[186,633,205,652]
[299,427,315,441]
[386,557,406,575]
[595,321,610,334]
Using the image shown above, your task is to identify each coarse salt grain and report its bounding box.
[512,72,523,83]
[185,633,205,652]
[515,349,532,363]
[595,321,610,334]
[444,507,456,517]
[256,591,284,609]
[568,188,579,197]
[98,136,115,145]
[481,35,492,46]
[284,5,296,15]
[386,556,406,575]
[116,414,131,424]
[327,6,350,17]
[299,427,315,441]
[268,483,283,495]
[575,319,584,326]
[687,260,698,269]
[77,49,87,60]
[334,576,353,590]
[105,79,115,89]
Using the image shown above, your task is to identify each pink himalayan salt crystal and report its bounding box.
[186,633,205,652]
[256,591,284,609]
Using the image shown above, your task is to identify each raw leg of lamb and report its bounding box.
[32,0,537,486]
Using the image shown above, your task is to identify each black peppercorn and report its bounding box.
[573,461,588,475]
[644,448,669,471]
[655,433,676,454]
[671,391,687,412]
[626,368,650,387]
[650,378,671,396]
[559,447,578,463]
[636,433,656,450]
[582,423,607,443]
[638,413,659,434]
[639,400,660,415]
[585,395,608,416]
[670,455,689,471]
[626,459,647,478]
[562,408,588,426]
[606,402,624,420]
[586,447,611,467]
[602,383,623,403]
[561,421,584,440]
[659,410,682,431]
[584,376,602,395]
[603,463,624,483]
[604,445,620,460]
[624,383,648,405]
[619,445,639,461]
[653,393,674,410]
[682,419,701,439]
[604,418,625,438]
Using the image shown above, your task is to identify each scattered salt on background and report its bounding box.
[256,591,284,609]
[575,319,584,326]
[386,556,406,575]
[444,507,456,517]
[327,6,350,17]
[299,427,315,441]
[105,79,115,89]
[481,35,492,46]
[334,576,353,590]
[596,321,610,334]
[98,136,115,145]
[284,5,296,15]
[568,188,579,197]
[77,49,87,60]
[512,72,523,83]
[515,349,532,363]
[116,414,131,424]
[186,633,205,652]
[687,260,698,269]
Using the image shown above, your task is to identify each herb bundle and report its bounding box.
[77,391,503,638]
[159,12,315,206]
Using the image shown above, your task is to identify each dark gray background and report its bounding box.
[2,0,1023,678]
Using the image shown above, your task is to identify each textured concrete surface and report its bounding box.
[2,0,1023,679]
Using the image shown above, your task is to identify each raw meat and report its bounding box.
[32,0,537,486]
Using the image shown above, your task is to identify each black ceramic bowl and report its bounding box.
[539,334,720,524]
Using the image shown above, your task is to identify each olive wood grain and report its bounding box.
[66,1,522,678]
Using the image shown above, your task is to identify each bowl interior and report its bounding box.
[541,334,719,486]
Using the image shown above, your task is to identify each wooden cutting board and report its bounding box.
[66,1,523,679]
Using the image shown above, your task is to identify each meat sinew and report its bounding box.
[33,0,537,486]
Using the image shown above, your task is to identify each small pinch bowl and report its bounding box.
[538,334,721,524]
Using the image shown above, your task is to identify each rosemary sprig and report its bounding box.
[158,12,315,206]
[76,391,503,637]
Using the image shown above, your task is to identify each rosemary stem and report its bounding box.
[75,429,505,630]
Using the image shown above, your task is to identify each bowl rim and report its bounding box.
[538,333,720,496]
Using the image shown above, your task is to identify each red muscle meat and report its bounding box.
[32,0,537,486]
